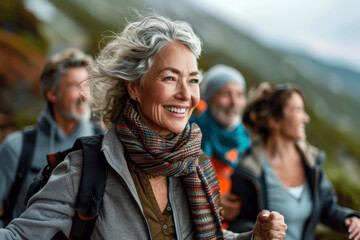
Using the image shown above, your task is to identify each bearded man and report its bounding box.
[191,64,250,224]
[0,48,102,226]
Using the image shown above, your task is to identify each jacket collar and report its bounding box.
[239,140,323,178]
[296,141,322,168]
[239,140,264,177]
[102,125,128,173]
[101,125,142,208]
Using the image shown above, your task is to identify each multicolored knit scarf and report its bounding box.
[116,100,224,240]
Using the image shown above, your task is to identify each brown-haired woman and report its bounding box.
[229,83,360,240]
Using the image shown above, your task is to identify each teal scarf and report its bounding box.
[116,101,223,240]
[193,109,250,169]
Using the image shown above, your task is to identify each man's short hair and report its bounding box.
[40,48,93,101]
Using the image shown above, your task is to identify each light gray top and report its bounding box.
[263,157,312,240]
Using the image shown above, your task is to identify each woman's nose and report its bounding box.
[175,82,190,100]
[304,112,310,123]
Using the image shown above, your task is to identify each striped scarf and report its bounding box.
[116,100,224,240]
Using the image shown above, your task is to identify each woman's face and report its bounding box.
[276,92,309,141]
[128,41,200,136]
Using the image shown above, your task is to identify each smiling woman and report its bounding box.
[0,15,287,240]
[126,42,200,136]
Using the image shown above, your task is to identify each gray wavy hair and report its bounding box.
[90,15,202,128]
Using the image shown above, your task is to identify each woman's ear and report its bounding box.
[268,117,280,131]
[125,81,140,101]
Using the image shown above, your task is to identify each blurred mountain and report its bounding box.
[17,0,360,138]
[275,49,360,134]
[278,49,360,101]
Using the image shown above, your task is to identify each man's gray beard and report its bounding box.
[60,104,91,122]
[209,106,241,131]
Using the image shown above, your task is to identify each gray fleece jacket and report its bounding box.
[0,105,100,227]
[0,126,252,240]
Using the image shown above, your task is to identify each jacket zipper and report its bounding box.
[102,149,152,240]
[168,177,182,240]
[302,151,324,238]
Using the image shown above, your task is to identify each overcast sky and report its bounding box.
[195,0,360,71]
[26,0,360,72]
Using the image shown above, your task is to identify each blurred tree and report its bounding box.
[0,0,47,134]
[0,0,47,52]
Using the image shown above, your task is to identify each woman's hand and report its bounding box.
[345,216,360,240]
[221,193,242,222]
[253,210,287,240]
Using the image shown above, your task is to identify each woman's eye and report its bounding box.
[165,77,175,81]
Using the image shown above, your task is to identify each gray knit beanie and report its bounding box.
[202,64,246,102]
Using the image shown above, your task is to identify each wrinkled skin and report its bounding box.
[253,210,287,240]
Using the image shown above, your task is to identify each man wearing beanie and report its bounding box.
[191,64,250,225]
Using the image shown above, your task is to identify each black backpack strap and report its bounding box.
[24,148,74,205]
[23,133,106,240]
[1,126,37,226]
[69,134,107,240]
